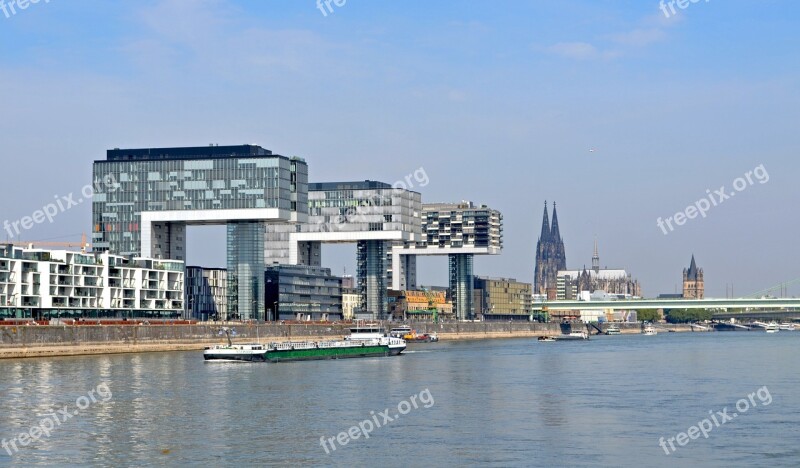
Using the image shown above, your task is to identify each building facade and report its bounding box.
[0,245,184,320]
[265,264,343,321]
[342,289,359,320]
[473,276,533,321]
[92,145,308,321]
[534,202,566,299]
[556,241,642,299]
[390,201,503,320]
[185,267,227,321]
[388,289,453,321]
[264,181,422,319]
[683,255,704,299]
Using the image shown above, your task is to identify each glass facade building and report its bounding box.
[185,267,227,321]
[92,145,308,321]
[264,181,422,319]
[265,264,343,321]
[473,276,533,321]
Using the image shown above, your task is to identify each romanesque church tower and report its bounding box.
[682,255,704,299]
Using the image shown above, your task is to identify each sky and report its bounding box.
[1,0,799,298]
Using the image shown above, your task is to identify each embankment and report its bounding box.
[0,322,696,359]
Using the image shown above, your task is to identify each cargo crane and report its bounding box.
[5,233,92,253]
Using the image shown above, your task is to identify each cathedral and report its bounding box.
[557,240,642,299]
[534,201,566,299]
[535,202,642,300]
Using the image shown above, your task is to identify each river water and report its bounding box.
[1,332,798,467]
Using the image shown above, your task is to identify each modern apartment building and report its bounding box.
[92,145,308,321]
[0,244,184,320]
[392,201,503,320]
[185,267,227,321]
[265,180,422,318]
[265,264,343,321]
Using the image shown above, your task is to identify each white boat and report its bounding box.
[537,336,556,342]
[204,343,269,362]
[203,328,269,362]
[643,325,657,336]
[765,322,779,333]
[605,325,621,335]
[779,323,795,331]
[553,331,589,341]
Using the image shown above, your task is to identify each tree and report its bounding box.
[665,309,712,323]
[637,309,661,322]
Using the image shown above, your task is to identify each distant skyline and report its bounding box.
[1,0,799,297]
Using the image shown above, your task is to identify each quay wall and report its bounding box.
[0,322,697,359]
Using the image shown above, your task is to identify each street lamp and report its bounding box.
[273,301,279,322]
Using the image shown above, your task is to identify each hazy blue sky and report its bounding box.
[1,0,798,297]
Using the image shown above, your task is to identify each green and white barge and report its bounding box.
[203,325,406,363]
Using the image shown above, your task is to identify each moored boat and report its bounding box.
[605,325,621,335]
[643,324,657,336]
[204,325,406,363]
[553,331,589,341]
[779,323,795,331]
[765,322,779,333]
[390,325,412,338]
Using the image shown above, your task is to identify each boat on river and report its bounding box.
[204,325,406,363]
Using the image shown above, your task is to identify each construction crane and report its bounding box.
[424,289,440,324]
[5,233,92,253]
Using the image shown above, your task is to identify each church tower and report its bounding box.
[682,255,704,299]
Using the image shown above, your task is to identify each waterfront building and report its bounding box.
[534,202,567,299]
[556,240,642,300]
[92,145,308,321]
[264,181,422,319]
[265,264,343,321]
[185,267,227,321]
[342,289,359,320]
[391,201,503,320]
[473,276,532,321]
[0,244,183,320]
[388,289,453,321]
[683,255,704,299]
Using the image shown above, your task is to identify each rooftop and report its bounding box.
[309,180,394,191]
[100,145,301,163]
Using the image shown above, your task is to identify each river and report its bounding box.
[1,332,798,467]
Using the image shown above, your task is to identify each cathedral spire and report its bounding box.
[550,201,561,241]
[592,237,600,273]
[539,201,550,241]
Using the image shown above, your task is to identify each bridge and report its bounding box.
[712,310,800,320]
[534,297,800,313]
